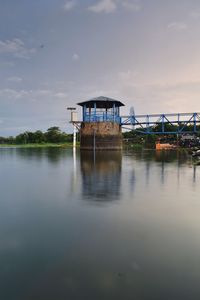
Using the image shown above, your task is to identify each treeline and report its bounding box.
[123,123,200,138]
[0,127,73,145]
[122,123,200,146]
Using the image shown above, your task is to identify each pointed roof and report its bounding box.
[77,96,124,108]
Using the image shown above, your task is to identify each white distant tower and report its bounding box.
[130,106,135,130]
[67,107,77,148]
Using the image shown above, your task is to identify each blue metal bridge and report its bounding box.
[121,112,200,134]
[82,111,200,134]
[76,96,200,135]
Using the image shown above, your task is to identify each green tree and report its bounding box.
[45,127,63,143]
[15,132,29,144]
[33,130,45,143]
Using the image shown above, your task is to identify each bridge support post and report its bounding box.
[194,113,197,133]
[162,115,165,133]
[146,115,150,134]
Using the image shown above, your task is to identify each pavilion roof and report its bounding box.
[77,96,124,108]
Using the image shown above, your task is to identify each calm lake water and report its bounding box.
[0,148,200,300]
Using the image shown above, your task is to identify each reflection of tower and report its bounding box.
[70,147,77,193]
[80,151,122,201]
[193,165,196,183]
[145,161,150,186]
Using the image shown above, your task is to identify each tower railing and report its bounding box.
[84,113,121,124]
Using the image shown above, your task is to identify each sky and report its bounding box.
[1,0,200,136]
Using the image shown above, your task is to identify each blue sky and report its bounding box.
[1,0,200,135]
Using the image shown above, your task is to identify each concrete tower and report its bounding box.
[78,96,124,150]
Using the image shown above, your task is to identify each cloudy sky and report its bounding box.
[1,0,200,135]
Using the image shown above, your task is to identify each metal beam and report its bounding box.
[121,112,200,134]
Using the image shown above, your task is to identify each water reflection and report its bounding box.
[11,147,72,164]
[125,149,197,185]
[130,148,189,164]
[1,148,200,300]
[70,147,79,194]
[80,151,122,202]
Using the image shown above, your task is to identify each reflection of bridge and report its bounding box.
[121,112,200,134]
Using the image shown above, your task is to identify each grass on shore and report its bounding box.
[0,142,79,148]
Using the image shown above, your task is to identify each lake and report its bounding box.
[0,147,200,300]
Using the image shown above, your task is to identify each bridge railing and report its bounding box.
[121,112,200,134]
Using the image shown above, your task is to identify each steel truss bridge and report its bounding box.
[121,112,200,134]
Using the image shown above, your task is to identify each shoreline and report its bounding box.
[0,143,79,149]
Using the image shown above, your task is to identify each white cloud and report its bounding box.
[72,53,80,61]
[0,38,36,59]
[63,0,77,11]
[54,92,68,99]
[88,0,117,14]
[35,90,52,96]
[190,11,200,19]
[121,0,141,12]
[167,22,188,31]
[88,0,141,13]
[0,61,15,67]
[7,76,23,83]
[118,70,137,85]
[0,88,68,102]
[0,88,29,100]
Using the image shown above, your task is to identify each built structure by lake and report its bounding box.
[77,96,124,150]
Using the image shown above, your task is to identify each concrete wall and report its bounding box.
[80,122,122,150]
